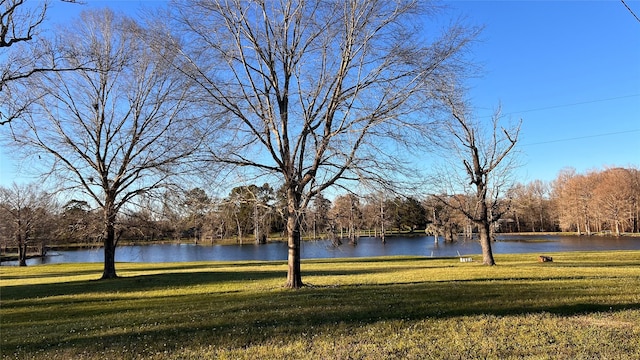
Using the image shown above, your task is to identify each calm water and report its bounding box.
[3,235,640,266]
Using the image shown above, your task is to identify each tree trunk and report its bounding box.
[285,214,303,288]
[18,240,27,267]
[101,204,118,279]
[380,202,386,243]
[285,188,304,289]
[40,241,47,257]
[101,223,117,279]
[254,201,260,243]
[478,222,495,266]
[444,225,454,242]
[17,223,27,266]
[235,215,242,244]
[477,191,496,265]
[312,219,317,242]
[349,223,357,245]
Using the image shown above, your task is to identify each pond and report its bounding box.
[3,234,640,266]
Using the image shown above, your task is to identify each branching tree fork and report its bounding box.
[433,95,521,265]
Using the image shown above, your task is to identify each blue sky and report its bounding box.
[448,0,640,182]
[1,0,639,188]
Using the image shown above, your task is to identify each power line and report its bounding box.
[504,94,640,117]
[474,94,640,119]
[621,0,640,24]
[521,129,640,146]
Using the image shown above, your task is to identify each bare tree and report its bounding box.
[432,97,520,265]
[171,0,479,287]
[181,188,212,243]
[330,193,362,244]
[361,192,388,241]
[309,193,331,240]
[56,199,101,245]
[424,195,462,242]
[0,183,54,266]
[3,9,206,278]
[507,180,553,232]
[594,168,632,236]
[553,168,598,235]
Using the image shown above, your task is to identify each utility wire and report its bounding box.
[621,0,640,24]
[474,94,640,119]
[504,94,640,117]
[521,129,640,146]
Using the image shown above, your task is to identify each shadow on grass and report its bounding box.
[0,270,281,301]
[1,255,465,302]
[0,260,286,280]
[0,267,105,280]
[1,264,433,301]
[3,276,639,357]
[3,254,639,357]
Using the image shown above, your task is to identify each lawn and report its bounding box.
[1,251,639,359]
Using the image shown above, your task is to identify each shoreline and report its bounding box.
[3,231,639,263]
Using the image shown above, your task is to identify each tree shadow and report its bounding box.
[3,262,639,358]
[5,277,639,357]
[0,270,281,301]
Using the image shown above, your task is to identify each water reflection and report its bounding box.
[4,235,640,266]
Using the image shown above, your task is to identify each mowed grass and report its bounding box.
[1,252,639,359]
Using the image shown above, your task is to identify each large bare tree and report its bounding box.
[3,9,206,278]
[171,0,479,288]
[432,96,520,265]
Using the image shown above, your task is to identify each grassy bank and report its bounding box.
[1,252,639,359]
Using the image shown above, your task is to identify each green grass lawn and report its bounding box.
[1,252,639,359]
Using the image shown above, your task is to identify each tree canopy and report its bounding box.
[169,0,480,287]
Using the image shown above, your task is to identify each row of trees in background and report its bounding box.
[506,167,640,235]
[0,183,427,257]
[3,166,638,265]
[552,167,639,236]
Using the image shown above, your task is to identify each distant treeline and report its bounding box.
[1,166,638,256]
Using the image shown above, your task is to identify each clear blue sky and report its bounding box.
[1,0,639,188]
[448,0,640,183]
